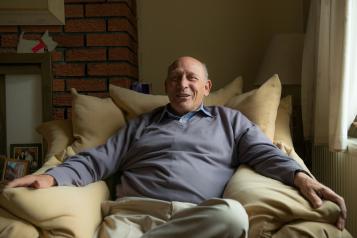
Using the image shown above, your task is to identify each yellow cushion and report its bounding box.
[223,163,341,237]
[36,120,74,159]
[110,76,243,118]
[274,95,294,148]
[225,74,281,141]
[0,207,39,238]
[0,178,109,238]
[70,88,126,153]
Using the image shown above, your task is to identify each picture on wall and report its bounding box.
[2,159,29,181]
[10,143,42,172]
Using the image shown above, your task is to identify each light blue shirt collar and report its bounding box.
[159,104,212,123]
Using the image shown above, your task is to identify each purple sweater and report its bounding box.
[46,106,303,204]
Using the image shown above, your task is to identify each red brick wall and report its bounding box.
[0,0,138,120]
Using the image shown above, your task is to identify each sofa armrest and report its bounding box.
[223,163,343,237]
[0,181,110,238]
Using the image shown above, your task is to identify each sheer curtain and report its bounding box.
[301,0,357,151]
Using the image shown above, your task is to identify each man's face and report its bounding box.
[165,57,212,115]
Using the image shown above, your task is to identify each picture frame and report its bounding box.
[2,159,29,181]
[10,143,42,172]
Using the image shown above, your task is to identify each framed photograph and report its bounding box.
[10,143,42,172]
[2,159,29,181]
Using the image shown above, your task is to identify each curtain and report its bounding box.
[301,0,357,151]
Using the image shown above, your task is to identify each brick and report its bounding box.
[66,48,106,61]
[108,0,136,14]
[65,19,105,32]
[108,18,136,39]
[53,63,85,77]
[88,62,137,77]
[0,26,18,32]
[65,4,84,17]
[67,108,72,120]
[108,47,136,64]
[1,34,18,47]
[20,26,62,33]
[53,79,66,91]
[51,51,64,61]
[52,108,66,120]
[53,34,84,47]
[0,48,16,53]
[85,3,130,17]
[88,92,109,98]
[109,78,132,88]
[21,33,42,40]
[65,0,105,3]
[66,79,107,91]
[53,92,73,107]
[87,33,130,47]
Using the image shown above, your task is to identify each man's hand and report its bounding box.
[1,174,57,191]
[294,171,347,230]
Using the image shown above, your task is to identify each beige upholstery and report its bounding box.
[36,119,74,159]
[110,76,243,118]
[0,76,352,238]
[226,74,281,141]
[70,88,126,153]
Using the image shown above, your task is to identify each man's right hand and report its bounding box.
[1,174,57,191]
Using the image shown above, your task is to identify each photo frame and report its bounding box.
[10,143,42,172]
[2,159,29,181]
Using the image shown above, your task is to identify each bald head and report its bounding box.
[167,56,209,81]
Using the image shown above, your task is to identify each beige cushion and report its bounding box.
[274,95,294,148]
[0,175,109,238]
[36,120,74,159]
[223,162,341,237]
[0,207,39,238]
[70,88,126,153]
[110,76,243,118]
[225,74,281,141]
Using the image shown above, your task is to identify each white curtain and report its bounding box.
[301,0,357,151]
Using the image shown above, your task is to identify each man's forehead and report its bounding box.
[169,59,205,74]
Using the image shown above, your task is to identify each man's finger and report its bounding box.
[319,188,347,230]
[5,175,37,188]
[302,188,323,209]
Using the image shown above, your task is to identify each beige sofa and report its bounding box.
[0,75,352,238]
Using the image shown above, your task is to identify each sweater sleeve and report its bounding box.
[234,114,304,186]
[45,118,142,186]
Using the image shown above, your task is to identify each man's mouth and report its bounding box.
[176,93,191,98]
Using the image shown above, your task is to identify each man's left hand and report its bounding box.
[294,171,347,230]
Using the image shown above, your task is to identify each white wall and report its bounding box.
[5,74,42,157]
[137,0,304,94]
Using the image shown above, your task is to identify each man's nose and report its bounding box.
[178,76,189,88]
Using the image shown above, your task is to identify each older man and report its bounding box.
[6,56,346,238]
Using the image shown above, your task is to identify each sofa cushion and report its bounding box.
[0,174,109,238]
[274,95,294,148]
[225,74,281,141]
[109,76,243,118]
[36,120,74,159]
[70,88,126,153]
[223,94,335,237]
[224,164,342,237]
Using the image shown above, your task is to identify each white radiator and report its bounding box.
[312,145,357,237]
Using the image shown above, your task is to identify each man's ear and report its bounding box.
[204,79,212,96]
